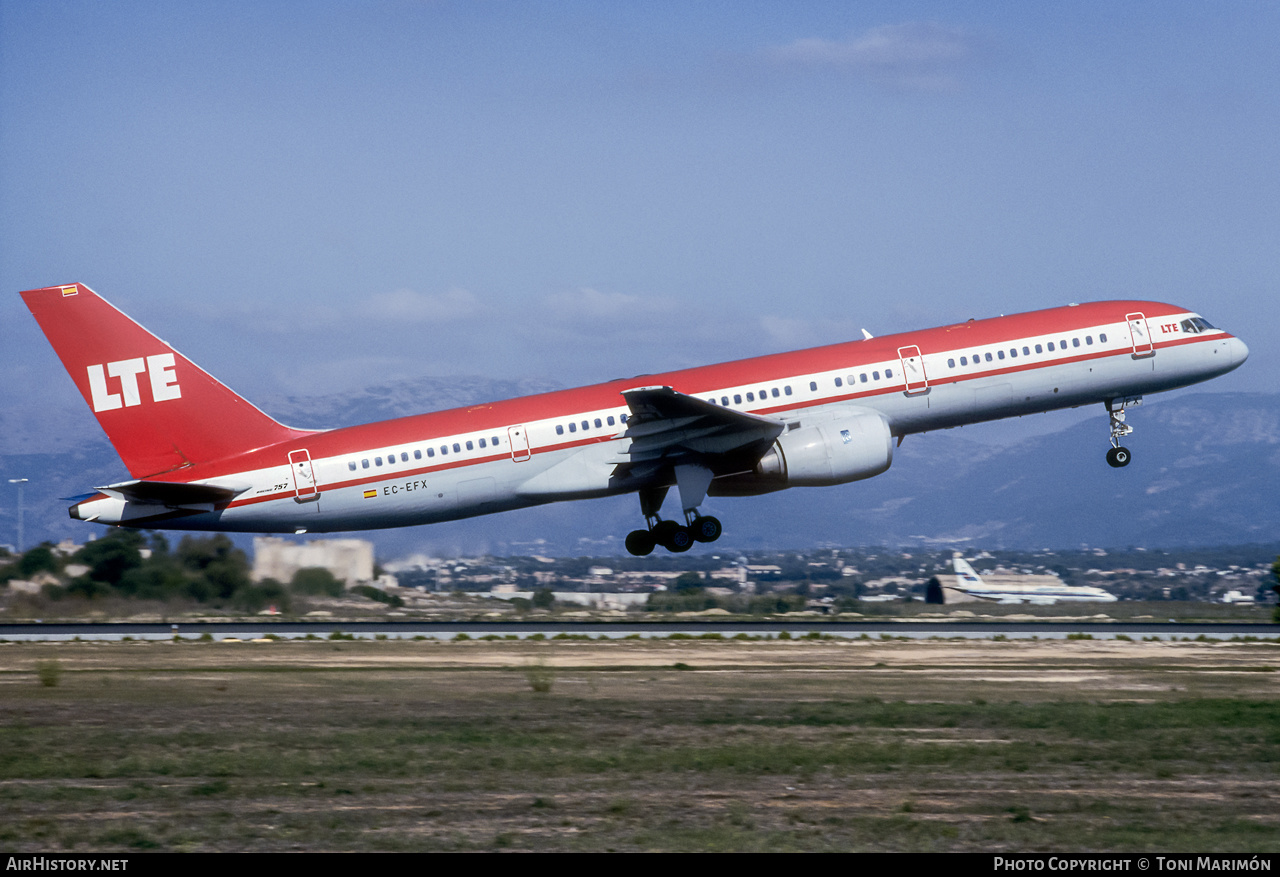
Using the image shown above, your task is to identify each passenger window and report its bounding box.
[722,396,730,405]
[594,418,602,428]
[1072,338,1080,348]
[607,416,615,426]
[620,414,629,423]
[492,436,500,445]
[1100,333,1107,343]
[771,388,780,398]
[1047,342,1055,352]
[440,446,448,455]
[1022,347,1030,356]
[375,457,383,466]
[569,422,577,433]
[734,394,742,404]
[452,443,460,453]
[885,368,892,378]
[414,449,422,460]
[833,379,842,389]
[348,461,356,471]
[948,358,955,368]
[401,452,408,462]
[809,382,817,392]
[860,374,867,383]
[1035,344,1043,353]
[581,420,589,430]
[985,353,993,362]
[466,441,473,451]
[998,350,1005,360]
[427,448,435,458]
[1086,336,1093,345]
[1009,349,1016,358]
[872,371,880,380]
[478,438,486,449]
[556,425,564,435]
[960,356,967,366]
[784,386,792,395]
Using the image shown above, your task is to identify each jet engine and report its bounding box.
[709,407,893,495]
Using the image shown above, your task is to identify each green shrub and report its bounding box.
[524,659,554,693]
[36,659,61,688]
[291,568,343,597]
[351,584,404,607]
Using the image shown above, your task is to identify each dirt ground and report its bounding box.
[2,637,1277,851]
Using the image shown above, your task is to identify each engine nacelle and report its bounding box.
[710,408,893,495]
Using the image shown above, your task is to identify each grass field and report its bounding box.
[2,637,1278,852]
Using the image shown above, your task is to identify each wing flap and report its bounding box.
[619,386,783,476]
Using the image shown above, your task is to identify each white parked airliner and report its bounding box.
[951,554,1118,604]
[21,284,1247,555]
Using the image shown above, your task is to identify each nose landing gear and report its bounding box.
[1105,397,1141,468]
[1105,446,1131,468]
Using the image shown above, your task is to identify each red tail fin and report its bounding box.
[21,283,309,478]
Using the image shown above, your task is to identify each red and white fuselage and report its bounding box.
[21,285,1248,549]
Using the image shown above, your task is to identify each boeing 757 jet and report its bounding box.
[21,284,1247,555]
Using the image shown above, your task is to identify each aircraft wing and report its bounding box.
[618,386,783,479]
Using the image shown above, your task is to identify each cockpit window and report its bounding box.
[1181,316,1217,334]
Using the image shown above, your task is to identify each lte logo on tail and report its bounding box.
[87,354,182,412]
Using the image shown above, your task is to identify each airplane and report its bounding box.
[949,554,1118,605]
[20,283,1248,556]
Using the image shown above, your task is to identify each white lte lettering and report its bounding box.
[87,354,182,412]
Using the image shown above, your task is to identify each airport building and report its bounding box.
[252,537,375,586]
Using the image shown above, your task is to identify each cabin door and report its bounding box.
[897,345,929,395]
[1126,312,1154,357]
[288,449,320,502]
[508,425,531,462]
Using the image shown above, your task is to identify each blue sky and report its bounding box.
[3,1,1275,442]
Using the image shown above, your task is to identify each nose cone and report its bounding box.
[1228,335,1249,368]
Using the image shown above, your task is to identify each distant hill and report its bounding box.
[257,375,563,431]
[2,383,1275,557]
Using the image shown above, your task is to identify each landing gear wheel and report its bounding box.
[1106,446,1131,468]
[626,529,656,556]
[652,519,679,544]
[691,515,722,543]
[663,525,694,553]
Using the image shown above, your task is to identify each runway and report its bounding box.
[2,619,1277,641]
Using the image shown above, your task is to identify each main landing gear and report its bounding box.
[625,514,721,556]
[1105,397,1141,468]
[625,469,724,556]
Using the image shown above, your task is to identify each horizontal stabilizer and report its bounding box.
[96,480,250,506]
